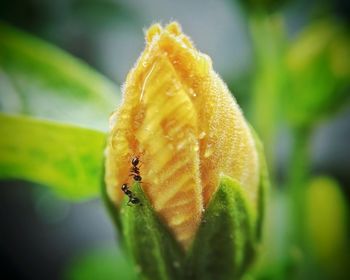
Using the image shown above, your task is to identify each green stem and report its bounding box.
[248,12,286,178]
[288,125,312,253]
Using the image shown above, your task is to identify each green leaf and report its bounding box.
[0,113,106,199]
[119,182,185,280]
[186,176,257,280]
[64,245,137,280]
[285,20,350,126]
[0,23,119,131]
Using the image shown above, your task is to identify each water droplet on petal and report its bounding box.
[173,81,181,91]
[166,91,175,96]
[188,88,197,97]
[204,145,213,158]
[165,134,173,140]
[176,141,186,151]
[198,131,206,139]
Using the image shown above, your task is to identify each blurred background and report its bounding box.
[0,0,349,279]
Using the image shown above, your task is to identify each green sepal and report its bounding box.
[186,176,257,280]
[119,182,185,280]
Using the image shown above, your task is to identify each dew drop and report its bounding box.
[198,131,206,139]
[176,141,186,151]
[166,91,175,96]
[120,113,128,120]
[173,80,181,91]
[204,145,213,158]
[165,134,174,141]
[188,88,197,97]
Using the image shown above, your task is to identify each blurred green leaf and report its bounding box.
[249,14,287,168]
[0,23,119,131]
[236,0,290,14]
[0,113,106,199]
[285,20,350,127]
[65,245,137,280]
[249,190,296,280]
[305,176,350,278]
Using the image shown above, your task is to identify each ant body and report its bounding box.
[121,183,141,206]
[129,156,142,182]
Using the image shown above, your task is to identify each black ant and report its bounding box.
[129,156,142,182]
[121,156,145,206]
[121,183,141,206]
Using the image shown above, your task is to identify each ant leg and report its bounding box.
[127,198,132,206]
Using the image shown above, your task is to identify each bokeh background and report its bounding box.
[0,0,349,279]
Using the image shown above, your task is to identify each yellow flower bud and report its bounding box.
[105,22,260,249]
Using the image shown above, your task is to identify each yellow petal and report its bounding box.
[105,22,260,249]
